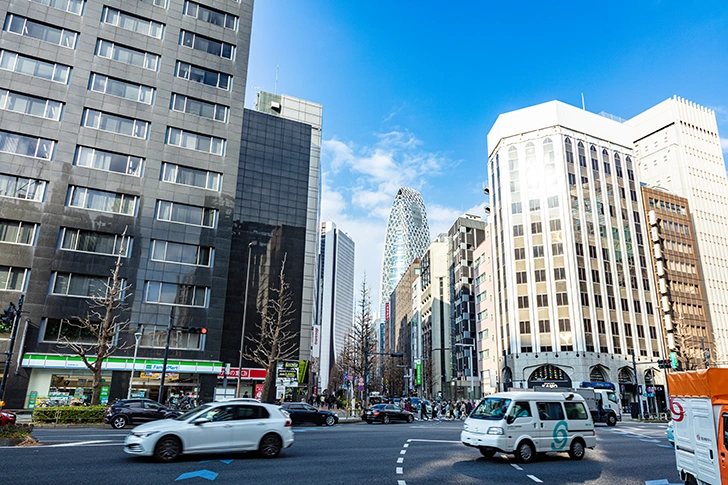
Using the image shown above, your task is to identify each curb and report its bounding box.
[29,423,111,429]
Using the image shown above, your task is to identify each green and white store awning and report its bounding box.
[22,353,223,374]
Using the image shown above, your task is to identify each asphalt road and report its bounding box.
[0,421,680,485]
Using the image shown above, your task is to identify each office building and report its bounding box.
[474,227,497,395]
[488,101,666,414]
[313,221,355,392]
[387,258,420,396]
[627,97,728,363]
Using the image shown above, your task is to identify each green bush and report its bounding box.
[32,406,107,424]
[0,423,33,439]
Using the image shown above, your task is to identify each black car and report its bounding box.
[104,399,181,429]
[363,404,415,424]
[280,403,339,426]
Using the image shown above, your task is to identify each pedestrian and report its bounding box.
[243,391,249,398]
[432,402,438,420]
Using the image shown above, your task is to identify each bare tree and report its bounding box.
[344,277,378,401]
[58,229,132,405]
[672,310,705,370]
[244,254,299,403]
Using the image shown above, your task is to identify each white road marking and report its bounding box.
[396,467,403,474]
[640,439,660,443]
[403,443,409,448]
[400,450,407,455]
[398,481,406,485]
[511,464,523,471]
[527,475,543,483]
[407,439,461,443]
[45,440,113,448]
[407,439,412,442]
[397,457,404,463]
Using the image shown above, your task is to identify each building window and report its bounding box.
[556,293,568,306]
[533,245,544,258]
[552,243,563,255]
[537,294,549,307]
[29,0,84,15]
[150,240,213,267]
[514,248,525,260]
[88,73,154,104]
[165,127,225,155]
[140,0,167,7]
[82,109,149,139]
[534,269,546,282]
[568,173,576,185]
[0,173,46,201]
[591,269,600,283]
[519,320,531,334]
[0,89,63,120]
[516,271,527,284]
[511,202,522,214]
[161,162,222,191]
[4,15,78,48]
[51,272,124,298]
[170,93,228,122]
[0,266,29,291]
[74,146,143,177]
[156,200,217,227]
[578,142,587,167]
[549,219,561,231]
[621,298,629,311]
[513,224,523,237]
[144,281,209,307]
[558,318,571,332]
[102,7,164,38]
[139,324,202,350]
[565,138,573,164]
[594,294,603,308]
[529,199,541,211]
[179,30,235,59]
[183,1,238,30]
[42,318,98,343]
[0,130,54,159]
[554,267,566,280]
[95,39,159,71]
[517,296,529,309]
[66,186,137,216]
[633,300,642,313]
[175,61,231,90]
[59,228,131,257]
[547,195,559,208]
[539,320,550,333]
[0,220,38,245]
[531,222,542,234]
[0,49,71,83]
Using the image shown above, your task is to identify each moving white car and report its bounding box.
[461,391,597,462]
[124,399,293,461]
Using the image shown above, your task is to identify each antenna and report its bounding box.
[581,93,585,110]
[275,65,279,95]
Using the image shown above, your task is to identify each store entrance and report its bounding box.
[129,372,200,407]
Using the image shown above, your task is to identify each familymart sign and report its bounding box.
[21,353,223,374]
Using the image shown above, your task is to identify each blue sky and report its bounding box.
[244,1,728,313]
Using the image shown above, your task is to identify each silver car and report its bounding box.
[124,399,294,461]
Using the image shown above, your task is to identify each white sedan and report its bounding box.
[124,399,293,461]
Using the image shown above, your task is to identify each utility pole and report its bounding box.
[0,295,23,402]
[631,350,643,421]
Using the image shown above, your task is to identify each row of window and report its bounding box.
[662,220,690,235]
[648,197,687,216]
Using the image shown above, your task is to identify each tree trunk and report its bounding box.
[91,367,103,405]
[261,361,277,403]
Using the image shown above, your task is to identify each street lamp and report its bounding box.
[236,241,255,398]
[127,326,142,399]
[454,342,476,401]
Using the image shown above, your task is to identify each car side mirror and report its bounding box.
[506,415,515,424]
[192,417,210,426]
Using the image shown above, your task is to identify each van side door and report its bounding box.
[505,401,537,451]
[536,401,567,453]
[718,408,728,485]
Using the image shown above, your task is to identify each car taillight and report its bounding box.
[106,407,112,412]
[373,411,380,416]
[285,420,292,427]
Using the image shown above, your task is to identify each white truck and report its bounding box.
[536,383,621,426]
[668,368,728,485]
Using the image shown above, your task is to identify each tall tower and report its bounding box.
[315,221,355,392]
[488,101,665,413]
[627,97,728,363]
[380,186,431,330]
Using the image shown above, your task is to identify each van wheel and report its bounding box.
[479,447,496,458]
[606,414,617,426]
[685,474,698,485]
[568,439,585,460]
[515,441,535,463]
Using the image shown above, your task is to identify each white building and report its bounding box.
[488,101,666,414]
[474,228,498,395]
[627,96,728,364]
[314,222,355,392]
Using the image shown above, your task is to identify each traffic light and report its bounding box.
[657,359,671,369]
[186,327,207,334]
[1,303,16,327]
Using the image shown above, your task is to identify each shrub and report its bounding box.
[32,406,107,424]
[0,423,33,439]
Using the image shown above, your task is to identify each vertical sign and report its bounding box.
[415,359,422,386]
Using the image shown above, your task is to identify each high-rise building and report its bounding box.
[488,101,666,414]
[313,221,355,392]
[448,214,486,400]
[388,258,420,372]
[0,0,254,407]
[420,235,451,399]
[641,186,713,369]
[380,186,430,320]
[627,97,728,363]
[473,226,497,395]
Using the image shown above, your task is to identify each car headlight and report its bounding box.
[487,427,504,435]
[132,431,159,439]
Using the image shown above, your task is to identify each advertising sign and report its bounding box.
[100,386,109,405]
[254,383,263,400]
[385,302,390,322]
[216,367,267,380]
[415,360,422,386]
[277,361,298,387]
[27,391,37,410]
[146,364,179,372]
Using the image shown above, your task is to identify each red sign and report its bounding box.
[385,302,390,322]
[218,367,267,380]
[313,326,319,345]
[254,383,263,400]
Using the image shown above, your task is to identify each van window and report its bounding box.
[607,392,618,404]
[723,414,728,449]
[471,397,512,420]
[511,401,532,418]
[564,402,588,420]
[536,402,565,421]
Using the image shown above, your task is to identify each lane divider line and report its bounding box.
[511,464,523,471]
[403,444,409,448]
[398,481,406,485]
[397,458,404,463]
[396,467,403,475]
[527,475,544,483]
[400,450,407,455]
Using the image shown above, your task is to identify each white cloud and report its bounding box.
[720,137,728,153]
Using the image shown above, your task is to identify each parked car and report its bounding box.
[0,409,16,425]
[280,403,338,426]
[363,403,415,424]
[666,420,674,445]
[124,399,293,461]
[105,399,182,429]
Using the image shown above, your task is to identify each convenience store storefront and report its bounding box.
[22,353,223,409]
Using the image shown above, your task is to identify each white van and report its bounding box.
[461,391,597,462]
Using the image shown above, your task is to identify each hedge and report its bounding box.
[32,406,107,424]
[0,423,33,439]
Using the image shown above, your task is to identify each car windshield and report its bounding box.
[470,397,512,420]
[175,404,212,421]
[371,404,385,410]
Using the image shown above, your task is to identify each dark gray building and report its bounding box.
[0,0,256,408]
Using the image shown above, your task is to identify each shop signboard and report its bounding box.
[140,372,179,381]
[254,383,263,400]
[216,367,267,380]
[27,391,37,410]
[277,361,298,387]
[415,360,422,386]
[100,386,109,405]
[146,364,179,372]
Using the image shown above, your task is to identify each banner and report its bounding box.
[298,360,309,383]
[415,360,422,386]
[254,383,263,400]
[217,367,267,380]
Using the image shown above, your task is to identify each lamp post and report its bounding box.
[127,326,142,399]
[454,342,476,401]
[236,241,254,398]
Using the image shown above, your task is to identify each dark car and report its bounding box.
[0,409,16,426]
[280,403,339,426]
[363,404,415,424]
[104,399,181,429]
